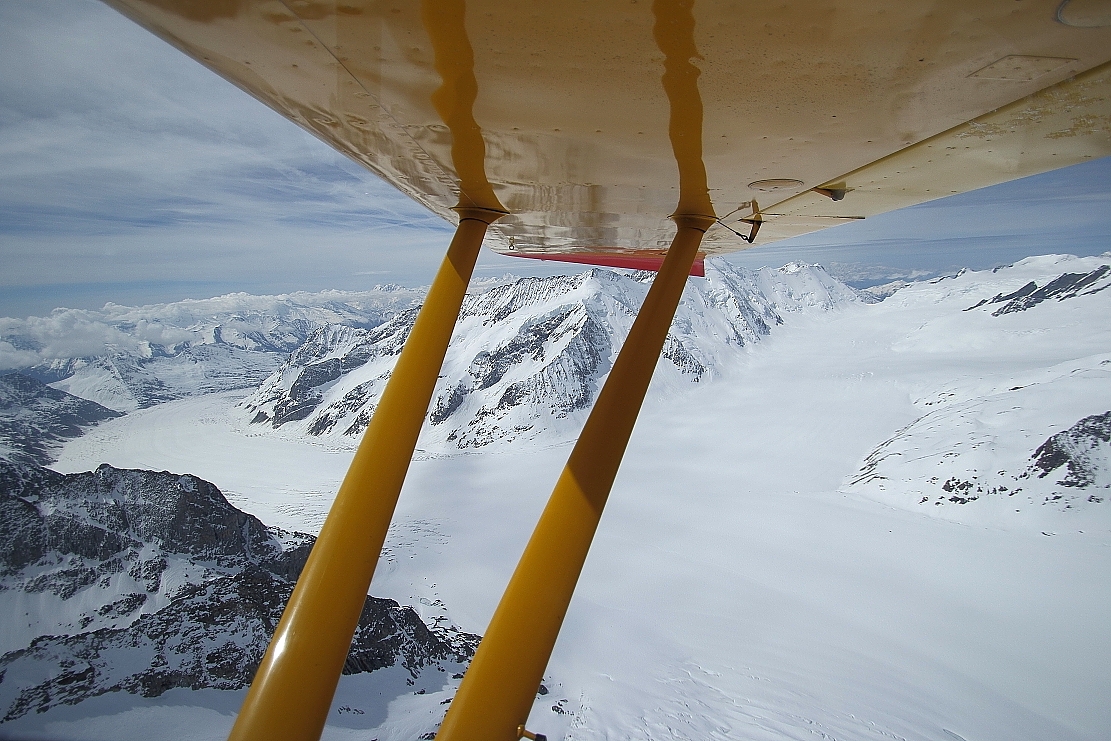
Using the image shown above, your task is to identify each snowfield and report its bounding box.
[7,255,1110,741]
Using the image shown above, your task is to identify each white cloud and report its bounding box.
[821,263,943,284]
[6,309,168,361]
[0,342,40,371]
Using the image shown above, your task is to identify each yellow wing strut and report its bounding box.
[228,206,503,741]
[435,212,713,741]
[437,4,713,736]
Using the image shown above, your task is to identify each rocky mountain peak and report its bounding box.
[240,261,859,452]
[0,372,123,466]
[0,459,478,722]
[1028,410,1111,492]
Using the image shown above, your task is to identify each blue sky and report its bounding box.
[1,0,1109,319]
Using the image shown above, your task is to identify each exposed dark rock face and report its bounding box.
[0,460,478,721]
[965,265,1111,315]
[0,461,274,567]
[342,596,476,676]
[0,373,123,465]
[1,566,292,719]
[850,407,1111,511]
[1028,411,1111,491]
[251,314,415,429]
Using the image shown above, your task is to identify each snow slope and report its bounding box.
[842,256,1111,531]
[24,254,1111,741]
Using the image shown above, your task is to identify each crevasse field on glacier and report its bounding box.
[2,255,1109,741]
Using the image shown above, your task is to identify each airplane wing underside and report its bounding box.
[103,0,1111,270]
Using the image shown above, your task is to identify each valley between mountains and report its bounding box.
[1,256,1109,741]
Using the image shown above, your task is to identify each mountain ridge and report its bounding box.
[239,260,860,452]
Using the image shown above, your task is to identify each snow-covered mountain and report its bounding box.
[964,263,1110,315]
[240,260,859,451]
[0,460,477,723]
[848,389,1111,518]
[842,256,1111,531]
[0,373,123,465]
[1,289,425,412]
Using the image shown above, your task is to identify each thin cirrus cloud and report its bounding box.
[1,0,1110,319]
[0,0,457,318]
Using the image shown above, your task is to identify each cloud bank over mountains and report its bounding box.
[0,288,426,374]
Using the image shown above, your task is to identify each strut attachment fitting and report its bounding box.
[715,199,763,243]
[737,199,763,243]
[517,726,547,741]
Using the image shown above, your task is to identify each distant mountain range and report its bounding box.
[0,258,866,475]
[964,263,1111,316]
[1,288,425,412]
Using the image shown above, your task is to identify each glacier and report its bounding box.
[1,255,1109,741]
